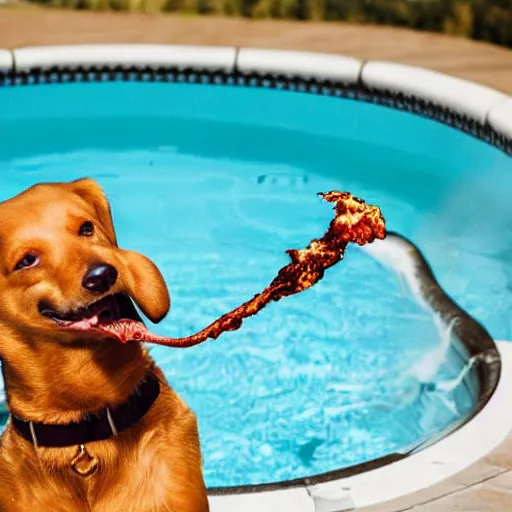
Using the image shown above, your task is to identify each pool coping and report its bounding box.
[0,44,510,509]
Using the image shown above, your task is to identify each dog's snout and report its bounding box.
[82,264,118,293]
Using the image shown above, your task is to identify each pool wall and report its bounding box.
[0,44,511,511]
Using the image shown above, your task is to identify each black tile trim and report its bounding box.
[1,65,510,155]
[0,65,506,495]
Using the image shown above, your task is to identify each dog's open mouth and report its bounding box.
[39,293,145,334]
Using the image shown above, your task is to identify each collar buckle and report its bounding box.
[29,421,39,449]
[106,407,118,436]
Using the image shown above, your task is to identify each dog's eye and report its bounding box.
[14,253,39,271]
[79,221,94,237]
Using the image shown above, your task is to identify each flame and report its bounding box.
[96,191,386,348]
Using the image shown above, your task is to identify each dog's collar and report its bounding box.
[11,370,160,448]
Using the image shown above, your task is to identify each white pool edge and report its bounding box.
[0,44,511,142]
[208,341,512,512]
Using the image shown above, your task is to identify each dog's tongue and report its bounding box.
[94,319,166,344]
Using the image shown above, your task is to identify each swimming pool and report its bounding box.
[0,46,509,500]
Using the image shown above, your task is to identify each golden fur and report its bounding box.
[0,179,209,511]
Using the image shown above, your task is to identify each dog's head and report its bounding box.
[0,178,170,344]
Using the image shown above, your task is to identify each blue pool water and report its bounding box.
[0,82,511,486]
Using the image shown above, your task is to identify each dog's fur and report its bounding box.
[0,179,209,511]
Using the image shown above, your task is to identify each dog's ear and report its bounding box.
[118,249,171,323]
[68,178,118,246]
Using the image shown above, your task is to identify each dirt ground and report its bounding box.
[1,4,512,93]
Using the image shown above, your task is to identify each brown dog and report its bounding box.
[0,179,209,511]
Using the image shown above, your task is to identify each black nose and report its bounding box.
[82,264,118,293]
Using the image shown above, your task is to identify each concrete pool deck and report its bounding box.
[1,5,512,94]
[361,432,512,512]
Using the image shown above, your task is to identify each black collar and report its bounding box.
[11,370,160,448]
